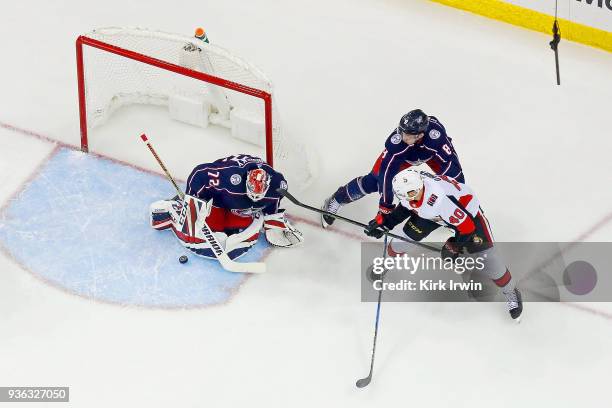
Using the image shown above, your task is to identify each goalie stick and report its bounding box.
[140,134,266,273]
[276,188,440,252]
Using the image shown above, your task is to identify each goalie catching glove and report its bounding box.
[264,210,304,248]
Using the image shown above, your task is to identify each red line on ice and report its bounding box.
[1,120,612,320]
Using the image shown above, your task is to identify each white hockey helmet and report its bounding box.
[392,169,424,201]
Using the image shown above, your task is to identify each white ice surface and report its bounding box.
[1,0,612,407]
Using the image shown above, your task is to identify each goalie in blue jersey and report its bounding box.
[150,154,303,260]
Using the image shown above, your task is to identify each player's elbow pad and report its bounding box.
[455,217,476,237]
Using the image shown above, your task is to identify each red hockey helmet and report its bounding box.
[246,168,271,201]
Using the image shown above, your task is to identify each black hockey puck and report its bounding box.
[179,255,188,264]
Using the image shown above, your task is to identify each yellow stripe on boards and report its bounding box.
[429,0,612,52]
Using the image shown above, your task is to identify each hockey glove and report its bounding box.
[378,203,395,215]
[441,237,463,261]
[364,204,395,238]
[364,214,389,239]
[365,204,415,239]
[460,232,492,254]
[264,210,304,248]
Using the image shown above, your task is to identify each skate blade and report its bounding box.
[321,216,331,229]
[320,207,333,229]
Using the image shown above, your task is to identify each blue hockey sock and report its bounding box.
[333,174,378,205]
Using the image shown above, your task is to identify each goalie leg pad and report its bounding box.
[150,196,183,230]
[224,215,264,259]
[187,232,228,258]
[264,210,304,248]
[190,214,262,260]
[153,194,262,260]
[186,200,262,260]
[178,195,212,240]
[150,194,211,246]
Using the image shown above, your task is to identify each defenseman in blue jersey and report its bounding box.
[321,109,464,232]
[150,154,303,260]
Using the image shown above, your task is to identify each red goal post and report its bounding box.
[75,27,314,187]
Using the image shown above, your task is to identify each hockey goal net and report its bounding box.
[76,27,314,188]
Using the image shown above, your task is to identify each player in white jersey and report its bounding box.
[365,169,522,321]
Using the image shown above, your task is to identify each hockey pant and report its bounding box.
[458,210,515,296]
[396,209,515,296]
[150,195,261,260]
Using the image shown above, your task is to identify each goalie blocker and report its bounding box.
[150,154,303,262]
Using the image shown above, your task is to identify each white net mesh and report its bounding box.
[80,27,314,188]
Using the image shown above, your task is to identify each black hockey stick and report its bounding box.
[276,188,440,252]
[549,0,561,85]
[356,233,388,388]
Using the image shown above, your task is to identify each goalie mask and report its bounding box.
[246,168,271,201]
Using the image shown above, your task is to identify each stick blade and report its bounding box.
[355,375,372,388]
[226,261,266,274]
[218,253,266,273]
